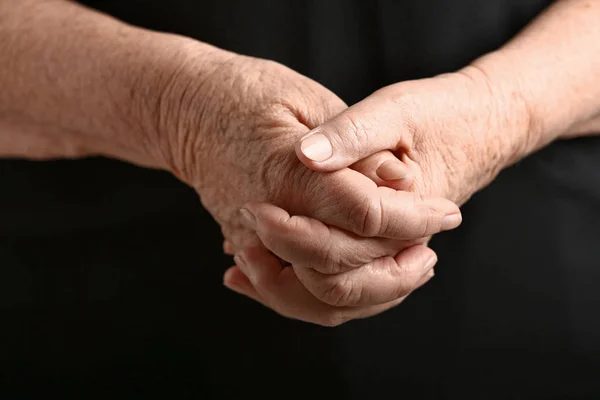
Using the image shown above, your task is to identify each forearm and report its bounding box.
[467,0,600,163]
[0,0,229,167]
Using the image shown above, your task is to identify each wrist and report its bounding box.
[446,55,539,192]
[410,67,530,202]
[99,30,236,173]
[130,33,237,177]
[464,51,554,165]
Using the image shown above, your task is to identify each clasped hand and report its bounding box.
[155,54,527,326]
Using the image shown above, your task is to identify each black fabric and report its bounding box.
[2,1,600,398]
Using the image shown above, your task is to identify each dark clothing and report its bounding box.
[2,1,599,398]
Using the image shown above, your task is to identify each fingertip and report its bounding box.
[420,196,462,231]
[375,158,414,190]
[413,267,436,292]
[423,253,438,271]
[443,199,461,216]
[382,175,414,191]
[223,266,265,303]
[223,266,251,289]
[376,159,410,181]
[441,212,462,231]
[394,244,436,267]
[223,240,235,255]
[223,266,237,285]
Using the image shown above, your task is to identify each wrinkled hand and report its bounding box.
[151,52,462,325]
[294,67,532,205]
[225,201,443,326]
[157,54,459,246]
[228,67,532,325]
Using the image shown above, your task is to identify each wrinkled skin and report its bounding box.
[148,53,462,325]
[225,66,533,325]
[175,55,348,249]
[296,67,533,206]
[155,54,460,250]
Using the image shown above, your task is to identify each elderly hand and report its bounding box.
[294,67,533,206]
[155,52,460,246]
[227,65,536,325]
[146,49,463,325]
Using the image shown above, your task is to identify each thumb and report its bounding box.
[295,90,414,172]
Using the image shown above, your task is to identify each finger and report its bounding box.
[235,245,344,324]
[223,266,266,305]
[294,244,438,307]
[413,267,435,292]
[299,168,462,239]
[237,245,421,327]
[351,150,415,190]
[239,202,415,274]
[223,241,235,255]
[295,88,412,171]
[353,268,435,321]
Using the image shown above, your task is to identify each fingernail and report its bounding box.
[424,256,438,271]
[240,208,256,229]
[441,213,462,231]
[376,160,410,181]
[300,132,333,162]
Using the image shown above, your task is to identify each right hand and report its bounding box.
[141,46,462,324]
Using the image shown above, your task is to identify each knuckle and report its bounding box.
[411,192,432,238]
[277,214,301,235]
[320,275,362,307]
[259,151,324,216]
[298,220,338,273]
[319,242,340,275]
[320,239,372,275]
[350,195,383,237]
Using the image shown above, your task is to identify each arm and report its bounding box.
[0,0,229,167]
[225,0,600,325]
[469,0,600,156]
[292,0,600,206]
[1,0,464,326]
